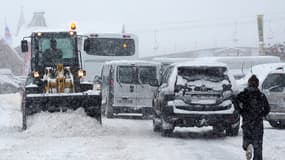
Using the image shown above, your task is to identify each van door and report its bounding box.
[113,65,137,108]
[137,65,159,108]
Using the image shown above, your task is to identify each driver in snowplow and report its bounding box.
[43,39,63,63]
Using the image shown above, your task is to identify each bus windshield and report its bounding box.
[86,38,135,56]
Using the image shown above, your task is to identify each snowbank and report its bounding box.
[0,93,22,130]
[24,108,104,137]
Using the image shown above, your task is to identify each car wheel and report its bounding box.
[269,120,285,128]
[269,120,281,128]
[226,123,240,136]
[213,126,224,135]
[153,117,161,132]
[161,117,174,137]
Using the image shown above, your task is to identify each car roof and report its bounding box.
[105,60,160,66]
[170,60,228,68]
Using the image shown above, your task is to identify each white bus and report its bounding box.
[80,33,139,81]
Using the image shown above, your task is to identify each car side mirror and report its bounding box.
[21,40,28,52]
[149,79,159,87]
[83,38,91,52]
[93,75,102,83]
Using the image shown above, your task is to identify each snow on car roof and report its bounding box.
[105,60,160,66]
[171,60,228,68]
[196,56,280,61]
[268,68,285,74]
[151,57,195,62]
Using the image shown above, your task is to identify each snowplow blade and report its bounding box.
[22,92,102,130]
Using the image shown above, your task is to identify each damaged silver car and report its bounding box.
[151,61,240,136]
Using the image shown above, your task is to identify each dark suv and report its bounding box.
[151,62,240,136]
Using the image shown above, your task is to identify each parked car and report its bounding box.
[101,60,161,118]
[262,69,285,128]
[0,69,21,94]
[236,63,285,91]
[151,61,240,136]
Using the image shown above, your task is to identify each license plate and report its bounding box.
[118,99,133,104]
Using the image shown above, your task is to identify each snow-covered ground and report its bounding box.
[0,93,284,160]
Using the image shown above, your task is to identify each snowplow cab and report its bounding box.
[21,30,102,130]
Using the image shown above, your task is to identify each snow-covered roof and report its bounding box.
[105,60,160,66]
[151,57,195,63]
[196,55,280,61]
[171,60,228,68]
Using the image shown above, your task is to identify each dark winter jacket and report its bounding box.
[236,86,270,135]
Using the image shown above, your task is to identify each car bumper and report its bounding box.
[162,104,239,127]
[266,112,285,120]
[164,113,239,127]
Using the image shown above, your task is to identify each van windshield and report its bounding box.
[138,66,157,84]
[262,73,285,89]
[118,66,136,84]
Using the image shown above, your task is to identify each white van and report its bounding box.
[101,60,161,118]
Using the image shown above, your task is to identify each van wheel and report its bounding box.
[161,128,174,137]
[105,105,114,119]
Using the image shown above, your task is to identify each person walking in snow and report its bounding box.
[236,75,270,160]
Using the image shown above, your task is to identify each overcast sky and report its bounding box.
[1,0,285,56]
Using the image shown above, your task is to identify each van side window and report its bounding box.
[117,66,136,84]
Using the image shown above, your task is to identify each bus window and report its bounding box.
[86,38,135,56]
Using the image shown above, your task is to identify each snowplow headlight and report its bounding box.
[69,31,75,36]
[37,32,42,37]
[78,70,86,78]
[70,22,76,30]
[32,71,40,78]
